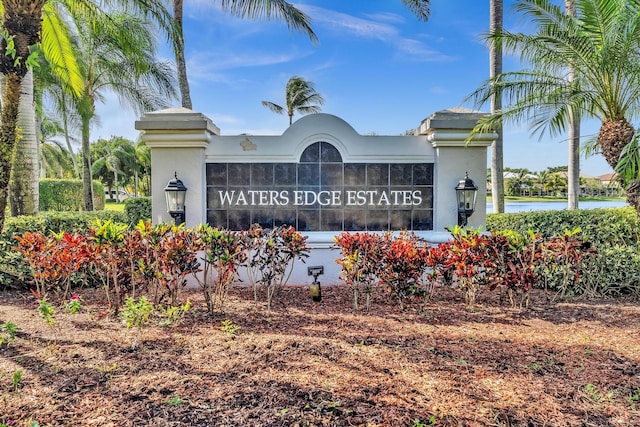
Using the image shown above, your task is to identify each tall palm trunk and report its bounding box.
[173,0,192,109]
[490,0,504,213]
[10,69,39,216]
[0,74,22,230]
[79,96,95,211]
[0,0,45,230]
[567,109,580,209]
[566,0,579,210]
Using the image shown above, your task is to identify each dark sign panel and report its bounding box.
[206,142,433,231]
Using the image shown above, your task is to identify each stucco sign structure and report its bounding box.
[136,108,495,283]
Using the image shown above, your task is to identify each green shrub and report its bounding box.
[487,207,640,247]
[578,246,640,297]
[0,211,128,289]
[124,197,151,226]
[39,179,105,211]
[488,207,640,298]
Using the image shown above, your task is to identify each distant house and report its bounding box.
[598,173,617,187]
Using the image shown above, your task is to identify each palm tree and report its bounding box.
[262,76,325,126]
[489,0,505,213]
[566,0,580,210]
[40,139,76,179]
[10,70,39,216]
[0,0,85,229]
[35,51,83,179]
[173,0,317,109]
[92,137,137,202]
[172,1,431,109]
[468,0,640,215]
[548,173,568,196]
[71,12,177,210]
[134,140,151,196]
[537,169,552,194]
[0,0,174,230]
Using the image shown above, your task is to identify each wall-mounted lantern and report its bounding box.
[307,265,324,302]
[164,172,187,225]
[455,172,478,226]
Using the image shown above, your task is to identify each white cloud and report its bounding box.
[299,5,397,40]
[296,4,452,62]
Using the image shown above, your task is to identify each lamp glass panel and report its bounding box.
[464,189,475,211]
[166,190,185,212]
[456,190,465,210]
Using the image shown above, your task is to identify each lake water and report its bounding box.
[487,200,628,213]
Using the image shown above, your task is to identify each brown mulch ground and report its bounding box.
[1,285,639,427]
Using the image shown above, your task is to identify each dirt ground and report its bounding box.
[0,284,639,427]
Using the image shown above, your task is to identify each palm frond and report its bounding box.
[41,3,83,98]
[401,0,430,21]
[261,101,285,115]
[219,0,317,43]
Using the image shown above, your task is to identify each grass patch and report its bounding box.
[104,202,125,212]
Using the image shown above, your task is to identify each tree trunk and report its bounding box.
[490,0,505,213]
[173,0,192,109]
[566,0,580,210]
[60,92,80,177]
[10,69,39,216]
[81,105,94,211]
[625,180,640,213]
[567,109,580,209]
[0,73,23,230]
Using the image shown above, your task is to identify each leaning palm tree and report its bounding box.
[467,0,640,215]
[40,139,76,179]
[262,76,325,126]
[71,11,177,210]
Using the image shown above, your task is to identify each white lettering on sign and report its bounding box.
[217,190,423,207]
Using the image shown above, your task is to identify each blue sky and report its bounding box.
[94,0,613,176]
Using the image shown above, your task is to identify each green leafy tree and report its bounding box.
[0,0,84,229]
[134,140,151,196]
[536,170,552,194]
[40,139,76,179]
[262,76,325,126]
[91,136,137,201]
[71,12,177,210]
[548,173,568,196]
[0,0,174,231]
[506,169,534,196]
[468,0,640,214]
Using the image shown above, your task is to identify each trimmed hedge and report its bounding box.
[486,206,640,247]
[39,179,106,211]
[124,197,151,226]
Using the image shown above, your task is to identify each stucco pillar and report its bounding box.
[419,109,496,232]
[135,107,219,228]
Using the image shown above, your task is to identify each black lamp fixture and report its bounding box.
[455,172,478,226]
[164,172,187,225]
